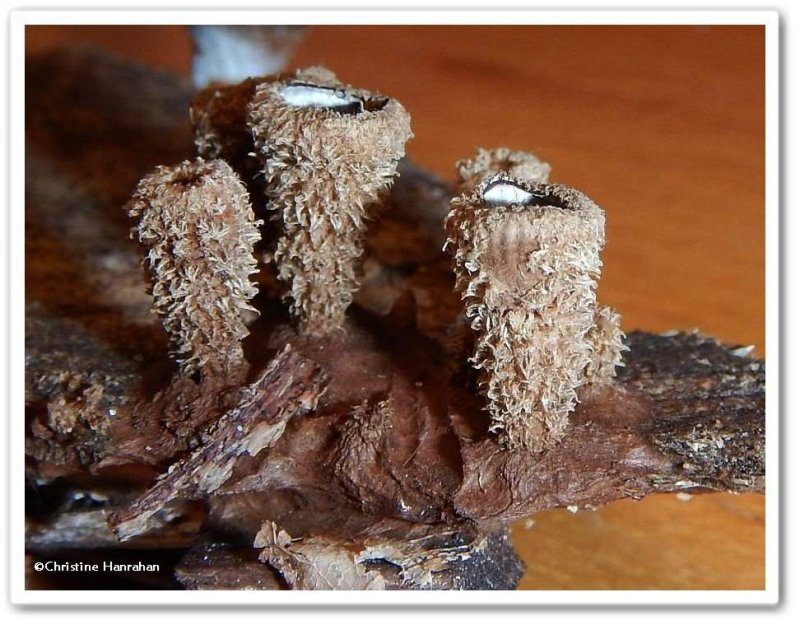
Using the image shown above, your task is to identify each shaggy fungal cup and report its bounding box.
[445,171,624,452]
[127,158,262,381]
[248,67,413,336]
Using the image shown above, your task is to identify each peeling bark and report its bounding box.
[108,346,327,541]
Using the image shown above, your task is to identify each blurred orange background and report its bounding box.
[26,24,766,590]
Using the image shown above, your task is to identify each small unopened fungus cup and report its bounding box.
[445,173,624,453]
[127,158,262,382]
[456,146,552,191]
[248,67,413,336]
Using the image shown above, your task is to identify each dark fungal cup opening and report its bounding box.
[280,82,388,115]
[171,161,218,188]
[363,96,389,112]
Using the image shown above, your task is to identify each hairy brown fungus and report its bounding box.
[456,146,551,191]
[191,77,260,175]
[248,66,413,336]
[127,158,262,381]
[445,169,625,452]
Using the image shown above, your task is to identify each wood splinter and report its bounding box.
[445,159,625,452]
[248,67,413,336]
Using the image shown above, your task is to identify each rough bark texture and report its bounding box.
[109,345,328,542]
[24,47,765,591]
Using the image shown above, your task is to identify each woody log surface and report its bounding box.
[24,46,764,591]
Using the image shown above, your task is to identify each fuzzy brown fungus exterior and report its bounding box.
[445,171,624,452]
[248,66,413,335]
[127,158,262,380]
[456,147,551,192]
[191,77,260,167]
[584,305,627,385]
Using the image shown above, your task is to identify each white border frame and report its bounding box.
[7,8,780,607]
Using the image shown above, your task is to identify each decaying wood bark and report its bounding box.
[24,47,765,591]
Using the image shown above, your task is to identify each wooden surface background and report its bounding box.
[26,24,766,590]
